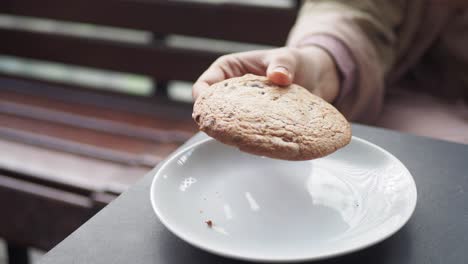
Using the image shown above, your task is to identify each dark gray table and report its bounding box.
[39,124,468,264]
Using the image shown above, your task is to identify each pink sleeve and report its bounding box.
[292,34,358,105]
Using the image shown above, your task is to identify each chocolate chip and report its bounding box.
[194,114,201,123]
[250,82,264,88]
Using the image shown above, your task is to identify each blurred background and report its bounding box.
[0,0,301,263]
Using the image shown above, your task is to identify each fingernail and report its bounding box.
[274,66,292,79]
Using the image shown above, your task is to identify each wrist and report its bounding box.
[296,46,340,103]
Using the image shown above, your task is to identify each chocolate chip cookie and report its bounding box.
[192,74,351,160]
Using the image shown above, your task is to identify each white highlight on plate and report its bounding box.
[245,192,260,211]
[306,162,358,226]
[212,226,229,236]
[176,149,195,166]
[177,155,188,166]
[223,204,233,220]
[179,177,197,192]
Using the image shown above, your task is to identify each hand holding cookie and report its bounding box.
[193,74,351,160]
[192,47,340,103]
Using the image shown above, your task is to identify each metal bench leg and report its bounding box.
[155,80,169,97]
[7,242,29,264]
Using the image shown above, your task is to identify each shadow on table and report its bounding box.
[156,225,413,264]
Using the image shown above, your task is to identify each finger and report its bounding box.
[192,80,210,100]
[266,49,297,86]
[193,51,267,99]
[192,65,226,99]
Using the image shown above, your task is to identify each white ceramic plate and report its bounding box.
[150,137,417,262]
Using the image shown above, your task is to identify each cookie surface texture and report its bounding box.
[192,74,351,160]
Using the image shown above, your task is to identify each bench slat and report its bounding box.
[0,101,193,144]
[0,126,163,166]
[0,0,296,46]
[0,28,221,82]
[0,139,147,193]
[0,78,195,119]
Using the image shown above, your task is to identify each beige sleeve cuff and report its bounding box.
[287,2,391,123]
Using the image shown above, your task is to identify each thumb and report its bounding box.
[266,49,297,86]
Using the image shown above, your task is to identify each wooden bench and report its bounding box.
[0,0,299,263]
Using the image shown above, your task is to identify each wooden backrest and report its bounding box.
[0,0,299,95]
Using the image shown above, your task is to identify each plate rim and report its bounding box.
[150,136,418,262]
